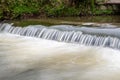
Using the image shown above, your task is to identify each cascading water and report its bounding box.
[0,23,120,80]
[0,23,120,49]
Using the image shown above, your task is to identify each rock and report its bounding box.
[100,5,107,10]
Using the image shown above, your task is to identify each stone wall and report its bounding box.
[96,0,119,14]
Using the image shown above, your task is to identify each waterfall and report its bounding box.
[0,23,120,49]
[1,23,120,80]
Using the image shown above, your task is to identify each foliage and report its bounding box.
[0,0,118,20]
[44,4,79,17]
[95,10,113,15]
[0,0,40,19]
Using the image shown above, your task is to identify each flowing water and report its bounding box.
[1,23,120,80]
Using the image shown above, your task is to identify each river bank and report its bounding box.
[0,0,120,20]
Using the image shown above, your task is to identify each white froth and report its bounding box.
[0,33,120,80]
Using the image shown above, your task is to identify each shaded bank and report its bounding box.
[0,0,120,20]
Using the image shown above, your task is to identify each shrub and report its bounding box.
[0,0,40,19]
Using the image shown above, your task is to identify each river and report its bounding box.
[0,16,120,80]
[5,16,120,26]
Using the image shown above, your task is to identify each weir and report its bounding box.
[0,23,120,50]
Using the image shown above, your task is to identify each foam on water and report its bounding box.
[0,33,120,80]
[1,23,120,50]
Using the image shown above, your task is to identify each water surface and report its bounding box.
[0,33,120,80]
[5,16,120,26]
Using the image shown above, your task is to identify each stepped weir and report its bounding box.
[0,23,120,50]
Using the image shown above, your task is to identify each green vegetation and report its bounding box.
[0,0,118,20]
[95,10,113,15]
[0,0,40,19]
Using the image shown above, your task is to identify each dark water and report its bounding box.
[5,16,120,27]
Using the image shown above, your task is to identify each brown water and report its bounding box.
[6,16,120,27]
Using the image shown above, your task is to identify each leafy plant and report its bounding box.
[0,0,118,19]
